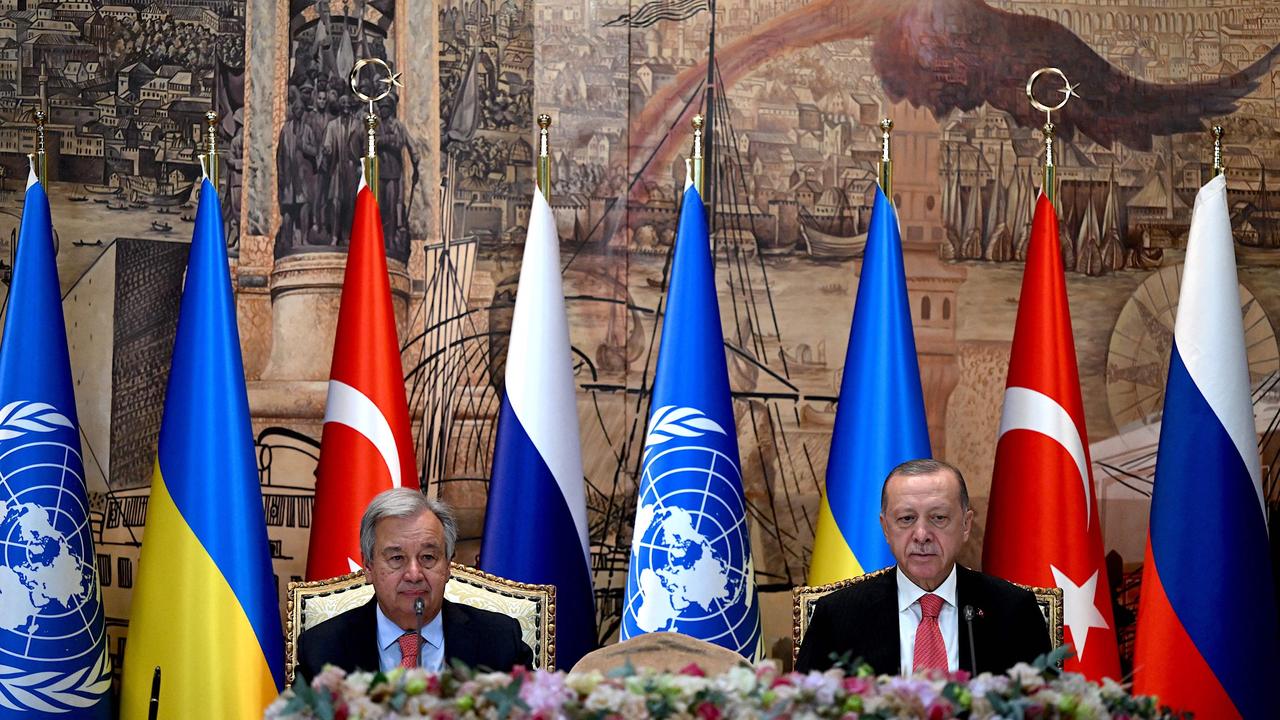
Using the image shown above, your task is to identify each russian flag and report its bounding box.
[480,187,595,669]
[1134,173,1280,718]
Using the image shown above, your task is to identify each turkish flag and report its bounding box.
[983,193,1121,681]
[306,181,418,580]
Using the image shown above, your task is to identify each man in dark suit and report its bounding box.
[796,459,1049,675]
[296,489,533,681]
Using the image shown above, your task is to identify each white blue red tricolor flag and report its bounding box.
[621,184,762,660]
[0,168,112,716]
[1134,173,1280,718]
[480,187,595,669]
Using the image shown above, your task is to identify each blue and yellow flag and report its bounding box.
[621,184,762,660]
[808,187,930,584]
[0,170,112,716]
[121,179,283,718]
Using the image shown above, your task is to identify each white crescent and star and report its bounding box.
[998,385,1109,662]
[998,386,1092,530]
[324,379,405,573]
[1050,565,1110,661]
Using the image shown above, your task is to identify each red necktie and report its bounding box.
[913,593,948,673]
[397,632,420,669]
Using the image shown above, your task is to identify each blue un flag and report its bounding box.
[0,171,111,717]
[621,184,762,660]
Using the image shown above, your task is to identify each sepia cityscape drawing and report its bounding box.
[2,0,1280,674]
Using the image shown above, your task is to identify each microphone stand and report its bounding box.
[963,606,979,673]
[413,597,425,669]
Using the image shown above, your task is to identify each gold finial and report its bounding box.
[1212,125,1224,177]
[363,110,380,202]
[537,113,551,201]
[690,114,705,196]
[199,110,219,188]
[30,109,47,186]
[1042,120,1057,203]
[878,117,893,197]
[1027,68,1077,202]
[349,57,402,203]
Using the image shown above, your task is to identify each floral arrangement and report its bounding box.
[268,650,1182,720]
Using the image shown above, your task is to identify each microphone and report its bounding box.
[148,666,161,720]
[414,597,425,669]
[963,605,980,673]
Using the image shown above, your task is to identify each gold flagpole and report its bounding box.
[30,108,47,186]
[878,117,893,197]
[1026,67,1078,204]
[537,113,552,202]
[690,114,705,196]
[362,106,379,203]
[349,57,403,204]
[198,109,219,187]
[1212,125,1224,177]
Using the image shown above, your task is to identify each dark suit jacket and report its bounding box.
[295,598,534,682]
[795,566,1050,675]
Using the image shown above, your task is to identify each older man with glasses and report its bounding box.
[295,488,533,681]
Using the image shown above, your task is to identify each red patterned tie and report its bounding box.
[913,593,948,673]
[397,632,420,669]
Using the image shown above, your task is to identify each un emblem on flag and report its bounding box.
[0,402,111,712]
[623,406,761,657]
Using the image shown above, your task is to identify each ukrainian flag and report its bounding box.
[121,179,283,718]
[808,187,930,584]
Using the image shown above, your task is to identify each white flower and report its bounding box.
[714,666,758,696]
[1005,662,1045,688]
[565,671,604,695]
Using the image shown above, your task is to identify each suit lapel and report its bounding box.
[872,570,902,674]
[440,600,472,667]
[352,598,383,673]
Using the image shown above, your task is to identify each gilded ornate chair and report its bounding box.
[285,563,556,684]
[790,568,1064,667]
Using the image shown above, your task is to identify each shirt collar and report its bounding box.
[375,602,446,651]
[896,565,958,613]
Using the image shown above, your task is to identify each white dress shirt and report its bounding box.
[896,566,959,674]
[375,603,445,672]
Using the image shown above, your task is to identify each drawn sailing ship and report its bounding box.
[798,188,867,259]
[120,175,195,208]
[799,223,867,259]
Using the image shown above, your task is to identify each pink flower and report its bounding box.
[519,670,574,714]
[926,699,954,720]
[679,663,707,677]
[312,664,346,692]
[844,676,874,696]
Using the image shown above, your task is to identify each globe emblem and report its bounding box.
[0,438,104,668]
[624,441,761,657]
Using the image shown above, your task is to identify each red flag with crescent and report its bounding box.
[306,180,417,580]
[983,193,1121,681]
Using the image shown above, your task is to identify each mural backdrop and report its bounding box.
[1,0,1278,678]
